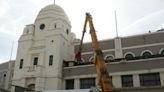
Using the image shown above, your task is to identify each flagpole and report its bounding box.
[9,41,14,61]
[114,10,119,37]
[7,41,14,86]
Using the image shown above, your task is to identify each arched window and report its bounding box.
[105,55,114,62]
[124,52,135,60]
[161,50,164,55]
[125,54,134,60]
[28,84,35,90]
[142,51,152,58]
[3,74,6,77]
[3,73,7,85]
[81,58,85,62]
[160,49,164,55]
[89,57,94,62]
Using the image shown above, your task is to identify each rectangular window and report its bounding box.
[80,78,95,89]
[33,57,38,65]
[49,55,53,66]
[121,75,133,87]
[139,73,161,86]
[66,79,74,89]
[19,59,23,69]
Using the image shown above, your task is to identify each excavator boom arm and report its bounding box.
[76,13,113,92]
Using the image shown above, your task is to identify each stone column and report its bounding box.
[11,86,15,92]
[74,78,80,89]
[133,74,140,87]
[62,80,66,90]
[160,72,164,86]
[27,53,32,67]
[95,77,98,86]
[39,52,45,66]
[114,38,123,58]
[112,75,121,88]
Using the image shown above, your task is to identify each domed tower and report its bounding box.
[12,4,75,92]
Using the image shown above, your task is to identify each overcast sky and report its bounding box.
[0,0,164,63]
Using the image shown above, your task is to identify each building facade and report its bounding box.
[4,3,164,92]
[0,61,15,91]
[64,30,164,92]
[11,4,75,92]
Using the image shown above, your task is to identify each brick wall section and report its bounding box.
[63,58,164,77]
[121,31,164,47]
[74,39,114,53]
[122,45,164,56]
[0,62,9,71]
[81,51,115,62]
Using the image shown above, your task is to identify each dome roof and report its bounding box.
[35,4,70,23]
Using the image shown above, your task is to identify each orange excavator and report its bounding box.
[75,13,113,92]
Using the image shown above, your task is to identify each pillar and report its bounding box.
[133,74,140,87]
[160,72,164,86]
[74,78,80,89]
[112,75,121,88]
[114,38,123,58]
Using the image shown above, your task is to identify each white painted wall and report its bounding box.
[133,74,140,87]
[12,4,75,92]
[160,71,164,86]
[114,38,123,58]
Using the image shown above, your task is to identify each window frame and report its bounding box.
[66,29,69,35]
[80,78,95,89]
[40,24,45,30]
[19,59,24,69]
[33,57,38,66]
[65,79,74,89]
[141,50,153,56]
[105,54,114,62]
[121,75,133,87]
[89,57,94,62]
[49,55,53,66]
[139,73,161,87]
[159,48,164,55]
[124,52,135,60]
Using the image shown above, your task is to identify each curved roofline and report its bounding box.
[35,4,70,24]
